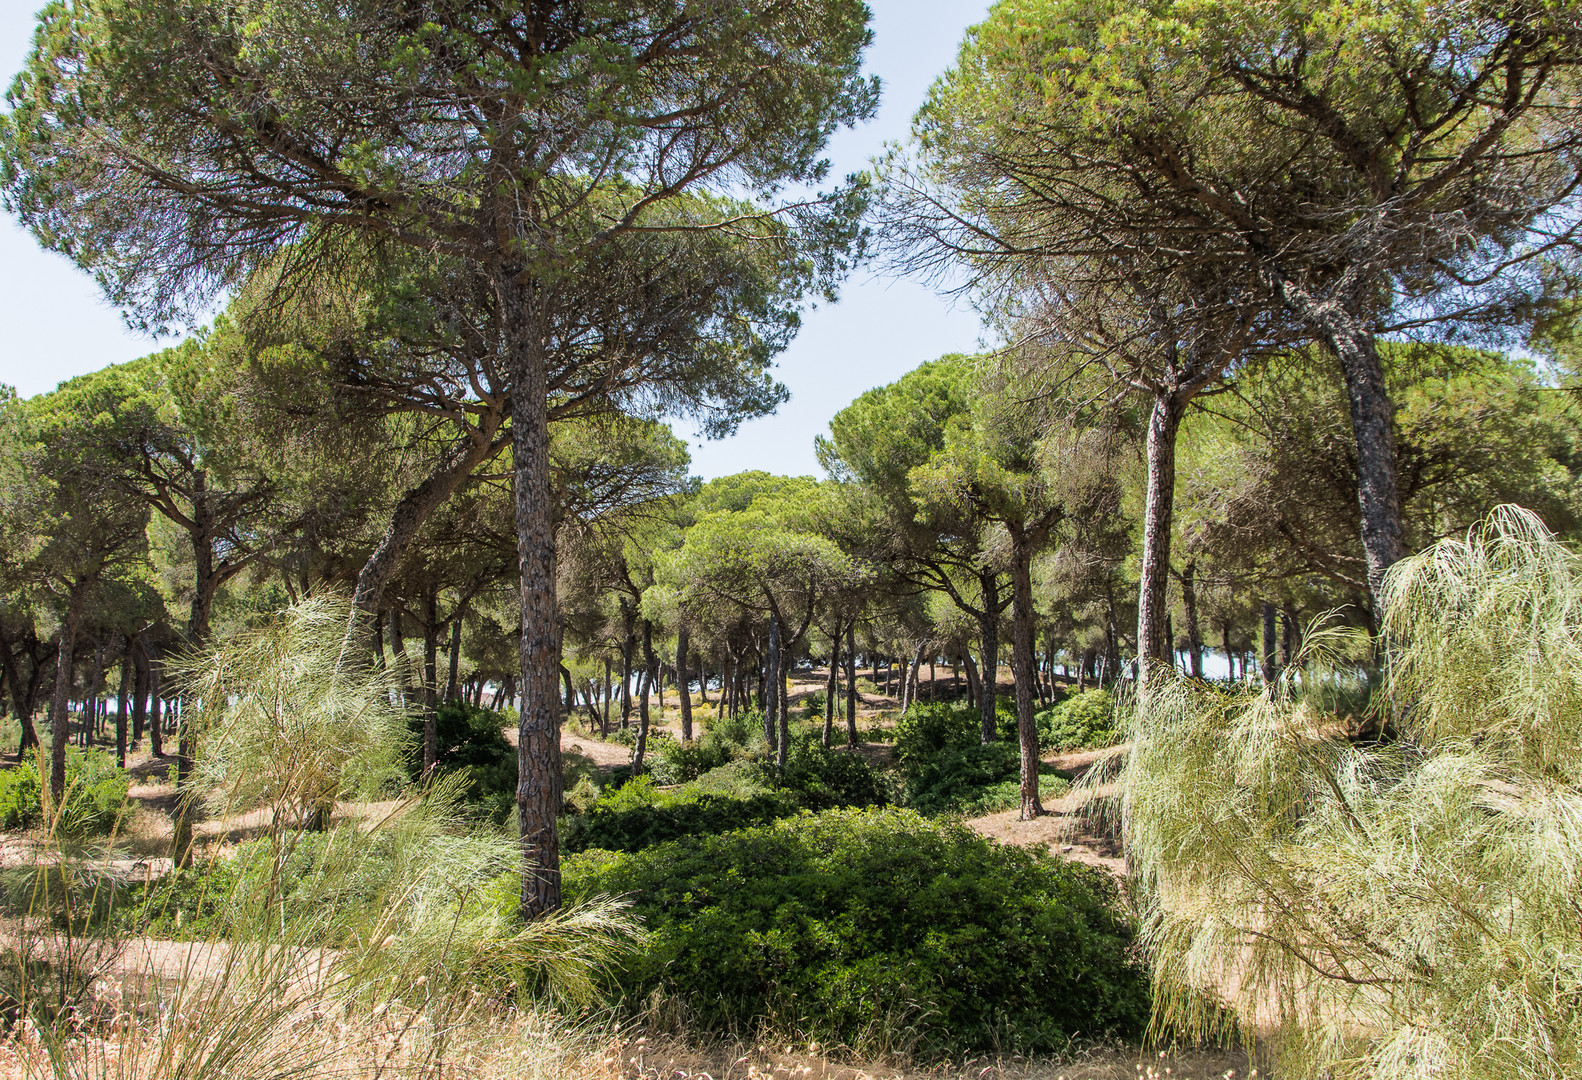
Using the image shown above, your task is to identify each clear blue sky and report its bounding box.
[0,0,993,479]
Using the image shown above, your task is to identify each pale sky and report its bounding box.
[0,0,993,480]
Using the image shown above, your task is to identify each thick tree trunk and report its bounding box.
[422,590,440,775]
[1009,536,1044,820]
[503,277,564,920]
[48,582,89,805]
[1268,274,1407,604]
[1138,394,1185,682]
[845,624,858,748]
[676,626,693,742]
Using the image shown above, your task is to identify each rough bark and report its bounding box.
[676,626,692,742]
[845,624,858,748]
[115,635,133,769]
[1009,533,1045,820]
[633,619,655,775]
[446,615,463,702]
[822,626,838,748]
[1138,394,1185,683]
[422,590,440,775]
[765,615,782,765]
[0,630,38,759]
[1262,602,1279,684]
[48,581,89,804]
[504,276,563,921]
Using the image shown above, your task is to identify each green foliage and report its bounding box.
[1036,689,1118,751]
[757,732,888,811]
[564,808,1148,1057]
[647,734,734,786]
[902,741,1068,816]
[702,710,764,752]
[0,748,128,837]
[561,774,797,856]
[1119,508,1582,1079]
[407,701,517,821]
[892,702,984,776]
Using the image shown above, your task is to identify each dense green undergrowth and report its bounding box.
[564,807,1149,1058]
[0,747,129,836]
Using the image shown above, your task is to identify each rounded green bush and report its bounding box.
[564,807,1149,1057]
[1036,689,1118,751]
[0,748,129,836]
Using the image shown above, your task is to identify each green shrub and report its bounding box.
[758,734,888,811]
[647,734,733,786]
[902,741,1068,816]
[892,702,983,775]
[0,749,129,836]
[701,710,764,752]
[406,702,516,820]
[560,774,796,854]
[1036,689,1119,751]
[565,808,1148,1057]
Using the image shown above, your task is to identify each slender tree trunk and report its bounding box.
[388,610,409,706]
[823,626,838,748]
[1138,393,1186,682]
[503,276,564,920]
[446,615,463,702]
[115,635,133,770]
[903,642,925,716]
[676,626,693,742]
[1009,534,1044,820]
[84,639,104,747]
[845,624,858,747]
[1262,602,1279,684]
[1221,622,1234,682]
[964,651,980,707]
[148,656,163,758]
[633,620,655,775]
[48,581,90,805]
[1180,560,1203,678]
[765,615,782,764]
[422,590,440,775]
[1281,604,1299,669]
[978,572,1001,743]
[0,632,38,759]
[620,630,635,727]
[697,654,710,706]
[602,658,612,736]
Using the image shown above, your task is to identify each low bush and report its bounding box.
[560,774,795,854]
[892,702,983,775]
[0,748,129,836]
[1036,689,1119,751]
[406,702,516,820]
[646,734,733,785]
[701,710,764,753]
[902,741,1068,816]
[760,734,888,811]
[565,807,1149,1057]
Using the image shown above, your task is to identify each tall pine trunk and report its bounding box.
[978,572,1001,743]
[845,624,858,748]
[634,620,655,774]
[503,275,563,920]
[422,590,440,774]
[1138,393,1185,682]
[676,626,692,742]
[1009,532,1044,820]
[48,582,89,803]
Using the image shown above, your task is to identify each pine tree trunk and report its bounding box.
[423,590,440,775]
[676,626,693,742]
[446,615,463,702]
[823,627,838,748]
[634,620,655,775]
[48,581,89,803]
[978,572,1001,743]
[1138,393,1185,683]
[1009,533,1044,820]
[845,624,858,748]
[502,275,564,920]
[1262,602,1279,683]
[115,635,133,770]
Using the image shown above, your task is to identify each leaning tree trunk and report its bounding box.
[1009,533,1045,820]
[503,276,564,921]
[48,580,89,806]
[676,626,693,742]
[1138,392,1187,684]
[977,571,1001,743]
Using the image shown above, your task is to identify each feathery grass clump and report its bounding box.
[1115,507,1582,1079]
[4,592,643,1080]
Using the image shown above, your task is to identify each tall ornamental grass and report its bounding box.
[1117,506,1582,1080]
